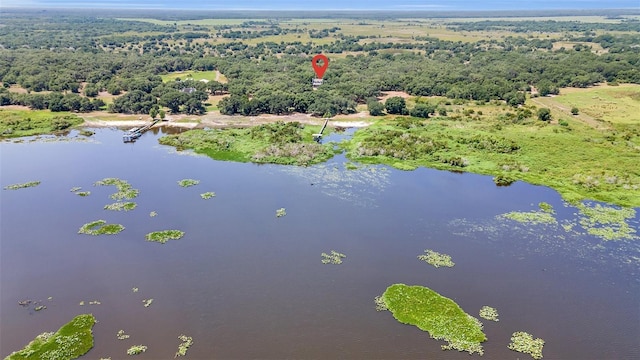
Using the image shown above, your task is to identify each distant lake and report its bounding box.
[1,128,638,359]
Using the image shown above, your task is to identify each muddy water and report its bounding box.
[1,128,638,359]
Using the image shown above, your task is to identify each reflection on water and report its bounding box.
[1,128,638,360]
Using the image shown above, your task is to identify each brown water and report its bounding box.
[1,128,639,359]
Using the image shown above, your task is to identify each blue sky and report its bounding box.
[2,0,639,10]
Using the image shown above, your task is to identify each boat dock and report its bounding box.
[123,119,159,142]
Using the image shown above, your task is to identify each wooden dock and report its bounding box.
[123,119,159,142]
[313,118,330,141]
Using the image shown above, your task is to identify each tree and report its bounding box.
[367,99,385,116]
[385,96,407,115]
[410,103,436,118]
[150,108,158,119]
[571,107,579,115]
[159,110,166,120]
[537,108,552,121]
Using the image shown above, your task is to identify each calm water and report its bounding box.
[1,128,639,359]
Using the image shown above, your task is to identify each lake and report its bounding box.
[1,127,638,359]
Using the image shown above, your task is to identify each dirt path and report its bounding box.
[530,96,608,130]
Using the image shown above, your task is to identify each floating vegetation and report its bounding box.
[127,345,147,356]
[4,314,95,360]
[116,330,130,340]
[89,300,101,305]
[374,296,388,311]
[500,209,557,225]
[417,249,455,268]
[178,179,199,187]
[104,202,137,211]
[276,208,287,217]
[200,192,216,199]
[576,203,637,241]
[380,284,486,355]
[4,181,40,190]
[321,250,346,264]
[479,306,499,321]
[75,191,91,197]
[78,220,125,235]
[94,178,139,200]
[145,230,184,244]
[34,305,46,311]
[79,301,85,306]
[175,335,193,358]
[132,287,139,293]
[143,299,154,307]
[508,331,545,359]
[149,211,157,217]
[538,202,554,214]
[70,187,82,192]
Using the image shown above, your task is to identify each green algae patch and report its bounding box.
[145,230,184,244]
[321,250,346,264]
[500,210,557,225]
[104,202,137,211]
[577,203,637,241]
[380,284,486,355]
[479,306,499,322]
[418,249,455,268]
[126,345,147,356]
[178,179,199,187]
[508,331,545,359]
[79,220,125,235]
[4,181,40,190]
[276,208,287,217]
[94,178,139,200]
[4,314,96,360]
[200,192,216,199]
[159,122,336,166]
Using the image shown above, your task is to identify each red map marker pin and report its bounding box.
[312,54,329,79]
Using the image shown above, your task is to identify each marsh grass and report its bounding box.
[145,230,185,244]
[104,202,137,211]
[321,250,346,264]
[175,335,193,358]
[479,306,499,321]
[78,220,125,235]
[508,331,545,359]
[178,179,200,187]
[0,110,83,138]
[200,192,216,199]
[276,208,287,217]
[4,181,40,190]
[417,249,455,268]
[381,284,486,355]
[4,314,95,360]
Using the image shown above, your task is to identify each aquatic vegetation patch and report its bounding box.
[538,202,554,214]
[175,335,193,357]
[78,220,125,235]
[508,331,545,359]
[418,249,455,268]
[576,203,637,241]
[479,306,499,321]
[132,287,139,292]
[321,250,346,264]
[104,202,137,211]
[178,179,200,187]
[276,208,287,217]
[4,181,40,190]
[70,187,82,192]
[200,192,216,199]
[116,330,130,340]
[75,191,91,196]
[4,314,95,360]
[0,110,83,138]
[126,345,147,356]
[94,178,139,200]
[142,299,154,307]
[374,296,388,311]
[145,230,184,243]
[149,211,157,217]
[500,210,557,225]
[380,284,486,355]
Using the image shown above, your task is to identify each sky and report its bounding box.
[2,0,639,10]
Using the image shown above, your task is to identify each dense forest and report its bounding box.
[1,9,639,117]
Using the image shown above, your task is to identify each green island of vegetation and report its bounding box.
[508,331,545,360]
[200,191,216,199]
[0,110,83,138]
[418,249,455,268]
[160,122,336,166]
[78,220,125,235]
[177,179,200,187]
[321,250,346,264]
[104,201,137,211]
[4,314,96,360]
[378,284,486,355]
[4,181,41,190]
[479,306,499,322]
[276,207,287,217]
[94,178,139,200]
[175,335,193,357]
[126,345,147,356]
[145,230,185,243]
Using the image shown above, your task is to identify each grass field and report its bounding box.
[549,84,640,125]
[160,70,227,83]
